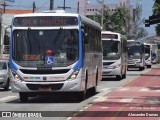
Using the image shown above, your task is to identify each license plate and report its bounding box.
[39,86,51,92]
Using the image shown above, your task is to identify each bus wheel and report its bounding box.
[4,79,10,91]
[147,65,151,68]
[77,91,85,101]
[122,73,126,79]
[116,75,122,80]
[139,67,145,71]
[19,92,28,102]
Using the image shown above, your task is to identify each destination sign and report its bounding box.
[13,16,78,27]
[102,34,118,39]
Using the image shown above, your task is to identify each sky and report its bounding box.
[3,0,156,37]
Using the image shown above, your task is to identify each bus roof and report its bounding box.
[13,11,101,29]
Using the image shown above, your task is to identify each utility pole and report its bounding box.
[50,0,54,10]
[58,0,71,10]
[1,2,9,13]
[77,1,79,13]
[32,1,36,13]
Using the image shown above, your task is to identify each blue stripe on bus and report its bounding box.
[9,17,18,71]
[73,15,83,70]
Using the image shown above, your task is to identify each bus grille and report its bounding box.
[20,69,70,74]
[26,83,64,90]
[103,62,114,65]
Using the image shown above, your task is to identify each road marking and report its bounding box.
[0,96,17,101]
[101,106,109,109]
[140,88,149,92]
[120,98,133,102]
[119,87,130,91]
[155,90,160,92]
[94,96,107,102]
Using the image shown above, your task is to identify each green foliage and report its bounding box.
[153,0,160,36]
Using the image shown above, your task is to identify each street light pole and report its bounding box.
[97,0,104,29]
[101,0,104,29]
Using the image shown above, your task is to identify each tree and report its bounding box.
[152,0,160,36]
[89,4,131,36]
[111,4,130,35]
[133,3,148,40]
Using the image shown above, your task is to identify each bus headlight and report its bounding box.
[115,64,121,68]
[11,70,24,81]
[68,69,80,80]
[107,64,120,69]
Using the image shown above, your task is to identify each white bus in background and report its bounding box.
[0,14,14,59]
[127,40,145,71]
[151,43,158,64]
[144,43,152,68]
[102,31,127,80]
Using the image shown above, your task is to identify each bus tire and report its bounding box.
[19,92,28,102]
[147,65,151,68]
[116,75,122,80]
[122,73,126,79]
[139,67,145,71]
[4,79,10,91]
[77,91,85,101]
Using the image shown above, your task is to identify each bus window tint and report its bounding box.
[102,40,120,60]
[12,29,79,67]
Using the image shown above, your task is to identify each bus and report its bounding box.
[151,43,158,64]
[9,11,103,102]
[0,14,14,59]
[144,43,152,68]
[101,31,127,80]
[127,40,145,71]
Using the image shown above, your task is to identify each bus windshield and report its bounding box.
[102,40,120,60]
[128,45,141,59]
[12,29,79,67]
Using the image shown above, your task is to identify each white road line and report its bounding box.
[140,88,149,92]
[94,96,107,102]
[120,98,133,102]
[119,87,130,91]
[0,96,17,101]
[155,90,160,92]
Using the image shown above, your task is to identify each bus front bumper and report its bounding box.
[102,67,121,78]
[10,78,82,92]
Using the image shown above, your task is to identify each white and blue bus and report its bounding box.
[102,31,127,80]
[127,40,145,71]
[9,11,103,102]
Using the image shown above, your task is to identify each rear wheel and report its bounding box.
[19,92,28,102]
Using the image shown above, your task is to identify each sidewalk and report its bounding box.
[68,66,160,120]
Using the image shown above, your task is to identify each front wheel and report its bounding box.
[4,79,10,91]
[19,92,28,102]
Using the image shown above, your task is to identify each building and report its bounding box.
[77,0,135,37]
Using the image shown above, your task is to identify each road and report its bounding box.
[0,64,159,120]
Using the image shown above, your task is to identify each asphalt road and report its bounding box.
[0,64,155,120]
